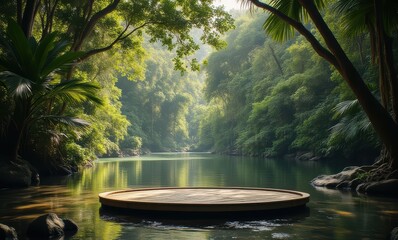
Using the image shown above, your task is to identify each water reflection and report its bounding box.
[0,153,397,239]
[99,205,310,226]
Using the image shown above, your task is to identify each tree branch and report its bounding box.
[45,0,59,35]
[17,0,23,25]
[71,0,121,51]
[248,0,339,69]
[268,44,284,76]
[80,22,149,61]
[83,0,94,23]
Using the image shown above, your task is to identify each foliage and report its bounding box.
[118,40,207,152]
[0,0,234,173]
[240,0,398,178]
[0,21,102,169]
[199,12,380,160]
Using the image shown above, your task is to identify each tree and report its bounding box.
[9,0,233,71]
[242,0,398,182]
[0,21,102,163]
[0,0,234,170]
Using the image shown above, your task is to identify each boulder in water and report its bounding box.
[27,213,78,238]
[0,160,31,188]
[311,166,360,188]
[0,223,18,240]
[391,227,398,240]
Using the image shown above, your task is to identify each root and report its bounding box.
[365,163,395,182]
[363,146,398,182]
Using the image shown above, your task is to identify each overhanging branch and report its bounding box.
[71,0,121,52]
[248,0,339,69]
[80,22,150,61]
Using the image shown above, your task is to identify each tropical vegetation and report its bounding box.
[0,0,397,192]
[0,0,233,186]
[234,0,398,185]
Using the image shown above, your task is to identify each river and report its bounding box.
[1,152,397,239]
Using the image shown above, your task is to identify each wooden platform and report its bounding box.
[99,187,310,213]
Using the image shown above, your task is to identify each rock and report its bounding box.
[27,213,64,238]
[283,154,296,161]
[391,227,398,240]
[336,181,350,189]
[296,152,321,161]
[361,179,398,195]
[0,155,43,188]
[27,213,78,238]
[0,160,32,188]
[311,166,360,189]
[63,219,78,235]
[0,223,18,240]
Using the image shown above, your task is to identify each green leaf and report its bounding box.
[41,51,84,77]
[37,115,90,128]
[5,21,36,78]
[0,71,33,98]
[34,32,58,73]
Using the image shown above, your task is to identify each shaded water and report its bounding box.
[1,152,397,239]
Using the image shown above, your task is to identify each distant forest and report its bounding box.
[119,11,380,162]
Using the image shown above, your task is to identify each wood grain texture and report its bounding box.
[99,187,310,213]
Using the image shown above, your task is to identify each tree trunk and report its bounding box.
[298,0,398,170]
[382,35,398,121]
[21,0,40,38]
[356,36,365,66]
[268,44,284,76]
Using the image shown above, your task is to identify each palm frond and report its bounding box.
[33,32,58,73]
[332,99,358,117]
[264,0,303,41]
[0,27,25,75]
[37,115,90,128]
[240,0,327,42]
[333,0,398,37]
[41,50,84,77]
[5,21,37,79]
[0,71,33,98]
[333,0,372,36]
[330,114,372,141]
[330,99,373,142]
[43,79,103,106]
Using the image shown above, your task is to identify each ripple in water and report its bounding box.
[224,220,288,232]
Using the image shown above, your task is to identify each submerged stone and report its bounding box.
[391,227,398,240]
[0,223,18,240]
[27,213,78,238]
[63,219,79,235]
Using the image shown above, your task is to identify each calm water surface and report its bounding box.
[1,153,397,239]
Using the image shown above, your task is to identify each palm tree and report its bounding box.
[241,0,398,180]
[0,21,102,163]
